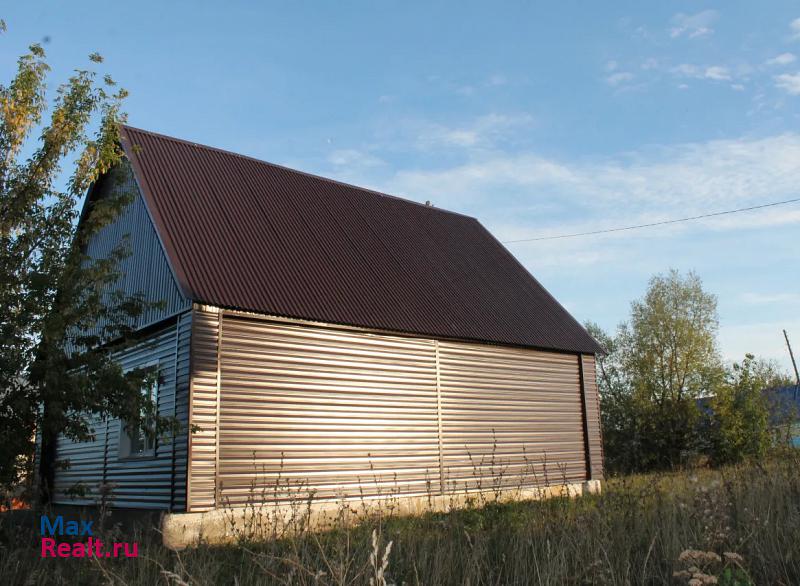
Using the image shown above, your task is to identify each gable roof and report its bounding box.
[119,125,602,354]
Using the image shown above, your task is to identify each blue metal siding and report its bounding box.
[50,160,193,510]
[84,161,190,330]
[51,422,108,504]
[170,311,192,510]
[52,317,191,510]
[103,325,178,509]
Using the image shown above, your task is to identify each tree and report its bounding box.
[0,23,171,502]
[589,270,723,472]
[624,269,723,469]
[707,354,789,465]
[586,322,638,473]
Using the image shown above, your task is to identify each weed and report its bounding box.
[0,454,798,584]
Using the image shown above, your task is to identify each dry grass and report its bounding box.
[1,454,799,585]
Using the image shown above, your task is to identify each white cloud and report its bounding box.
[741,292,800,305]
[487,74,508,86]
[332,133,800,358]
[414,113,534,150]
[673,63,701,77]
[495,229,627,268]
[791,17,800,40]
[719,319,800,370]
[605,60,618,72]
[704,66,731,81]
[327,149,385,169]
[701,206,800,231]
[731,83,745,91]
[641,58,659,70]
[672,63,732,81]
[386,133,800,230]
[775,72,800,95]
[766,52,796,66]
[633,25,651,40]
[605,71,634,86]
[669,10,718,39]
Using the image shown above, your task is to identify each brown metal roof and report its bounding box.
[120,125,601,354]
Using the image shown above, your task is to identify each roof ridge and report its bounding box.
[120,124,476,221]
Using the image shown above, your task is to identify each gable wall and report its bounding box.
[83,161,190,330]
[50,160,194,510]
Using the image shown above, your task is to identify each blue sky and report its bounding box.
[4,1,800,371]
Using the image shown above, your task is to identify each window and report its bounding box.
[119,364,159,459]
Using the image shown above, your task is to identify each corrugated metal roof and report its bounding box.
[120,125,602,354]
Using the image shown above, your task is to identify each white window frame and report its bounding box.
[118,361,160,460]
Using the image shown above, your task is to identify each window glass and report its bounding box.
[119,367,159,459]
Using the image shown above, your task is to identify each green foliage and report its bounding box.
[590,270,724,473]
[586,321,639,473]
[0,23,172,499]
[624,270,723,470]
[719,568,754,586]
[591,271,791,474]
[707,354,786,465]
[626,270,721,402]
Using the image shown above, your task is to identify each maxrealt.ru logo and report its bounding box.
[40,515,138,558]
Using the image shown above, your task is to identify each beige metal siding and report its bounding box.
[438,341,586,491]
[187,306,220,511]
[581,354,604,479]
[187,310,600,511]
[217,317,440,506]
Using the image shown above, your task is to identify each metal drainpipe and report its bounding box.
[169,316,180,512]
[577,354,593,480]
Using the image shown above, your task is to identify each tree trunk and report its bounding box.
[37,402,58,506]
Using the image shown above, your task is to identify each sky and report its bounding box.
[4,1,800,372]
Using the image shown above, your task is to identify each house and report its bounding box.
[765,386,800,447]
[697,385,800,450]
[52,126,604,521]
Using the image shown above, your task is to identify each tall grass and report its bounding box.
[2,453,799,585]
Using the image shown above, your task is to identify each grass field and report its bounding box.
[2,454,799,585]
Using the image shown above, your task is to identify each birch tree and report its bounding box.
[0,22,171,503]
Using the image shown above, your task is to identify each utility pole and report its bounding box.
[784,329,800,401]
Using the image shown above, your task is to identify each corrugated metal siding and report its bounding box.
[170,311,192,510]
[438,342,586,491]
[52,417,108,505]
[121,125,602,355]
[217,316,440,506]
[581,354,604,480]
[186,311,598,511]
[83,160,190,331]
[102,326,178,508]
[53,317,191,508]
[187,306,221,511]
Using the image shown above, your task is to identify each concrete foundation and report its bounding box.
[162,479,602,549]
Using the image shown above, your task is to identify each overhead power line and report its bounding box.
[502,196,800,244]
